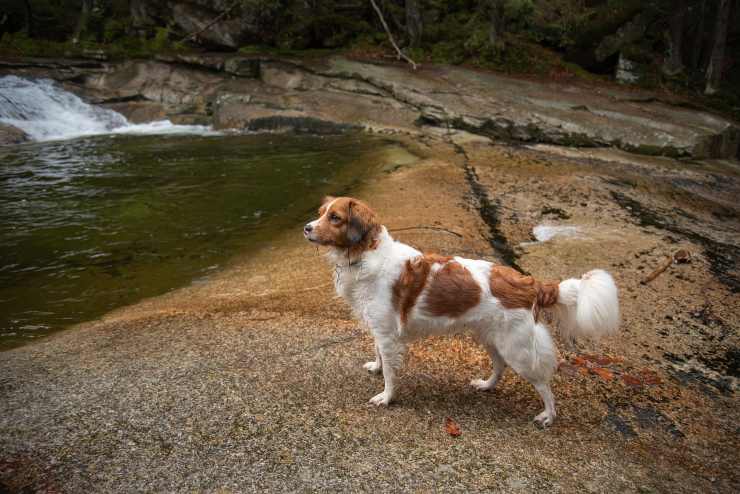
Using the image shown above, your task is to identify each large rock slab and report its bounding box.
[315,58,740,159]
[3,54,737,158]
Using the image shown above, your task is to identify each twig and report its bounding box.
[641,256,672,284]
[369,0,418,70]
[641,249,693,285]
[388,226,463,238]
[180,1,240,43]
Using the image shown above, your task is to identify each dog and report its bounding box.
[303,196,619,426]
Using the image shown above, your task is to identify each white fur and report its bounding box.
[323,227,619,427]
[556,269,620,346]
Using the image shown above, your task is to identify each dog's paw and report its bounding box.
[368,391,391,407]
[363,361,382,374]
[533,411,555,428]
[470,378,497,391]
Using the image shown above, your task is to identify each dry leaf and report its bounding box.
[638,369,663,385]
[622,374,642,387]
[444,416,461,437]
[589,367,614,381]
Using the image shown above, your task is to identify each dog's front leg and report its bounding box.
[362,344,383,374]
[368,335,405,407]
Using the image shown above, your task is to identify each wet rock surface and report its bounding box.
[2,54,738,158]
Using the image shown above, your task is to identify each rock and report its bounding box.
[615,53,641,84]
[0,123,29,145]
[224,57,260,78]
[595,11,656,62]
[4,54,738,159]
[260,61,326,90]
[131,1,263,50]
[102,101,166,123]
[85,61,224,110]
[171,2,244,50]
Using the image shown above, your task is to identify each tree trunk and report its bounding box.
[705,0,732,94]
[23,0,33,36]
[405,0,422,48]
[487,0,505,47]
[689,0,706,71]
[663,0,686,76]
[72,0,93,44]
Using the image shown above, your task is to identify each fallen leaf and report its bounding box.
[622,374,642,387]
[444,416,461,437]
[638,369,662,385]
[582,354,622,365]
[558,363,580,376]
[589,367,614,381]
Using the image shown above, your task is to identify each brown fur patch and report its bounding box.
[424,260,481,318]
[489,266,560,321]
[392,254,455,325]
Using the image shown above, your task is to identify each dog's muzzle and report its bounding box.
[304,222,316,241]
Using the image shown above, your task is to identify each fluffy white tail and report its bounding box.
[555,269,619,344]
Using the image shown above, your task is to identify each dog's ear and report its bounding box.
[346,199,378,246]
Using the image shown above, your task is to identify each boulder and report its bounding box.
[595,11,656,62]
[0,123,29,145]
[130,1,264,50]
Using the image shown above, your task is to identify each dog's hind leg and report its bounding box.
[494,315,558,427]
[471,339,507,391]
[362,343,383,374]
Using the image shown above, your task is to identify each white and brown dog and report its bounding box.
[304,196,619,426]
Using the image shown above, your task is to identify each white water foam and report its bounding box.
[532,224,581,242]
[0,75,216,141]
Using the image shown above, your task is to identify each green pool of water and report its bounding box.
[0,132,417,350]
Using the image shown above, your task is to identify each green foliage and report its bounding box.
[0,32,71,57]
[103,18,129,44]
[528,0,592,48]
[0,29,186,60]
[152,27,171,51]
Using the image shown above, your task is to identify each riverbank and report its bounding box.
[2,54,739,159]
[1,128,738,491]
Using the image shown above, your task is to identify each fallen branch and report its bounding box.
[641,250,692,284]
[180,0,240,43]
[369,0,418,70]
[642,256,672,284]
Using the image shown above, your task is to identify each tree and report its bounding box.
[662,0,686,76]
[486,0,506,48]
[704,0,732,94]
[405,0,422,47]
[72,0,92,44]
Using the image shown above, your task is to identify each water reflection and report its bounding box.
[1,132,412,349]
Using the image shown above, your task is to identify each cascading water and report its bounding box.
[0,75,214,141]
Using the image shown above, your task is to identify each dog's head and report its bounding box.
[304,196,380,251]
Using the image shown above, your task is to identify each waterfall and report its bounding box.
[0,75,215,142]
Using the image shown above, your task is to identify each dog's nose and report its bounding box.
[304,223,313,234]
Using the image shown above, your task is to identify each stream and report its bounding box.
[0,76,416,349]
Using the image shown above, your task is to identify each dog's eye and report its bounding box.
[329,213,341,223]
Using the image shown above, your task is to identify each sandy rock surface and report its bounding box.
[1,135,738,492]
